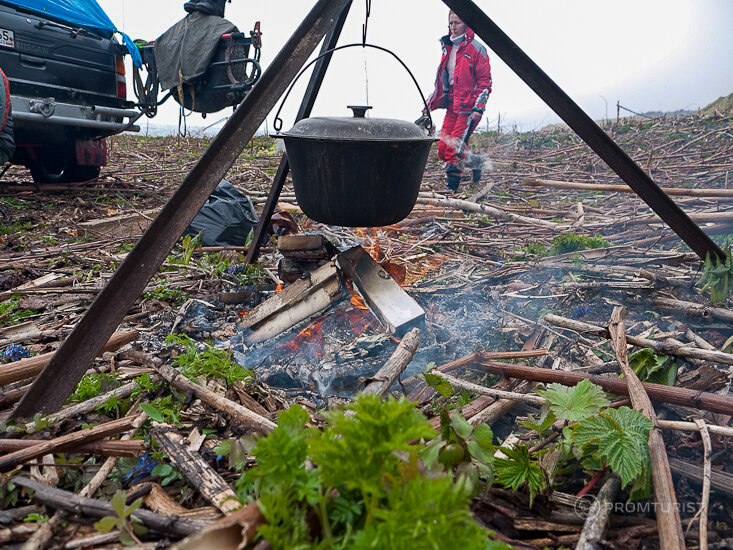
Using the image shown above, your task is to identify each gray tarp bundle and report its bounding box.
[154,11,237,91]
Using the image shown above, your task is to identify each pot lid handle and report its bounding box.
[347,105,372,118]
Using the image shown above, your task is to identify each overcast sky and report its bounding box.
[98,0,733,134]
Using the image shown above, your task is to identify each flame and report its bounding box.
[350,293,368,310]
[282,318,324,357]
[354,227,382,261]
[275,283,283,293]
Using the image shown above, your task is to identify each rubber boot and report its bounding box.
[466,152,483,183]
[184,0,227,17]
[445,163,461,192]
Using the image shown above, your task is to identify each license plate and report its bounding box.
[0,28,14,48]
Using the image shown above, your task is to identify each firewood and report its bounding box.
[12,477,207,538]
[0,416,137,472]
[608,306,684,550]
[153,428,241,514]
[524,177,733,197]
[0,329,139,387]
[362,328,419,397]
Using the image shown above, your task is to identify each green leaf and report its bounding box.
[94,515,118,532]
[213,439,234,456]
[628,349,677,385]
[422,372,454,398]
[472,423,494,449]
[140,403,164,423]
[494,445,545,506]
[151,463,173,478]
[119,531,136,546]
[572,407,652,488]
[536,379,609,422]
[519,409,557,435]
[126,497,143,515]
[111,490,126,518]
[450,414,473,441]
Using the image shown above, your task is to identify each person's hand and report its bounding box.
[469,110,482,125]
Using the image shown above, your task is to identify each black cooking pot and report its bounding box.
[280,105,434,227]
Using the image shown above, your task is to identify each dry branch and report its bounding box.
[0,329,139,387]
[153,428,240,514]
[12,477,207,538]
[363,328,419,397]
[0,438,144,457]
[575,475,620,550]
[0,416,137,472]
[524,177,733,197]
[608,306,684,550]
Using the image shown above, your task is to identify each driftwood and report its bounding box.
[12,477,207,538]
[608,307,684,550]
[0,416,137,472]
[153,428,240,514]
[477,360,733,416]
[363,328,419,397]
[0,329,139,386]
[544,313,733,367]
[153,363,276,433]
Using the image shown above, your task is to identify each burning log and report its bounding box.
[0,416,138,472]
[337,246,424,336]
[0,329,139,387]
[153,428,241,514]
[12,477,207,538]
[362,328,419,397]
[238,261,342,345]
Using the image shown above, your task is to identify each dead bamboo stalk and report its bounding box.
[363,328,419,397]
[575,475,620,550]
[477,360,733,416]
[544,313,733,367]
[152,363,276,433]
[690,418,712,550]
[524,177,733,197]
[608,306,684,550]
[12,477,207,538]
[415,194,563,229]
[0,329,139,386]
[0,416,136,472]
[153,428,240,514]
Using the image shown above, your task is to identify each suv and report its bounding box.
[0,1,139,183]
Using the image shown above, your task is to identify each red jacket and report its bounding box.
[427,28,492,114]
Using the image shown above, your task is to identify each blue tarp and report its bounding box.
[1,0,141,66]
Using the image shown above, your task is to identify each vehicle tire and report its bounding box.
[28,145,100,183]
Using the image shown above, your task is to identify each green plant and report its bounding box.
[549,233,610,255]
[94,490,149,546]
[494,445,547,506]
[628,349,678,385]
[237,395,508,549]
[699,251,732,304]
[165,333,253,386]
[143,280,188,305]
[23,512,49,523]
[0,297,36,328]
[67,372,118,403]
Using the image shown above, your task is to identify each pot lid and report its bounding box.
[281,105,433,141]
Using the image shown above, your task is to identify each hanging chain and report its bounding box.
[362,0,371,46]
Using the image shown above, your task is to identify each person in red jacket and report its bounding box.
[425,11,492,192]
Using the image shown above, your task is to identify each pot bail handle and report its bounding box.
[272,43,433,134]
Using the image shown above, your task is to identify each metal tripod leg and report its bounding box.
[245,1,353,265]
[11,0,351,418]
[444,0,724,263]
